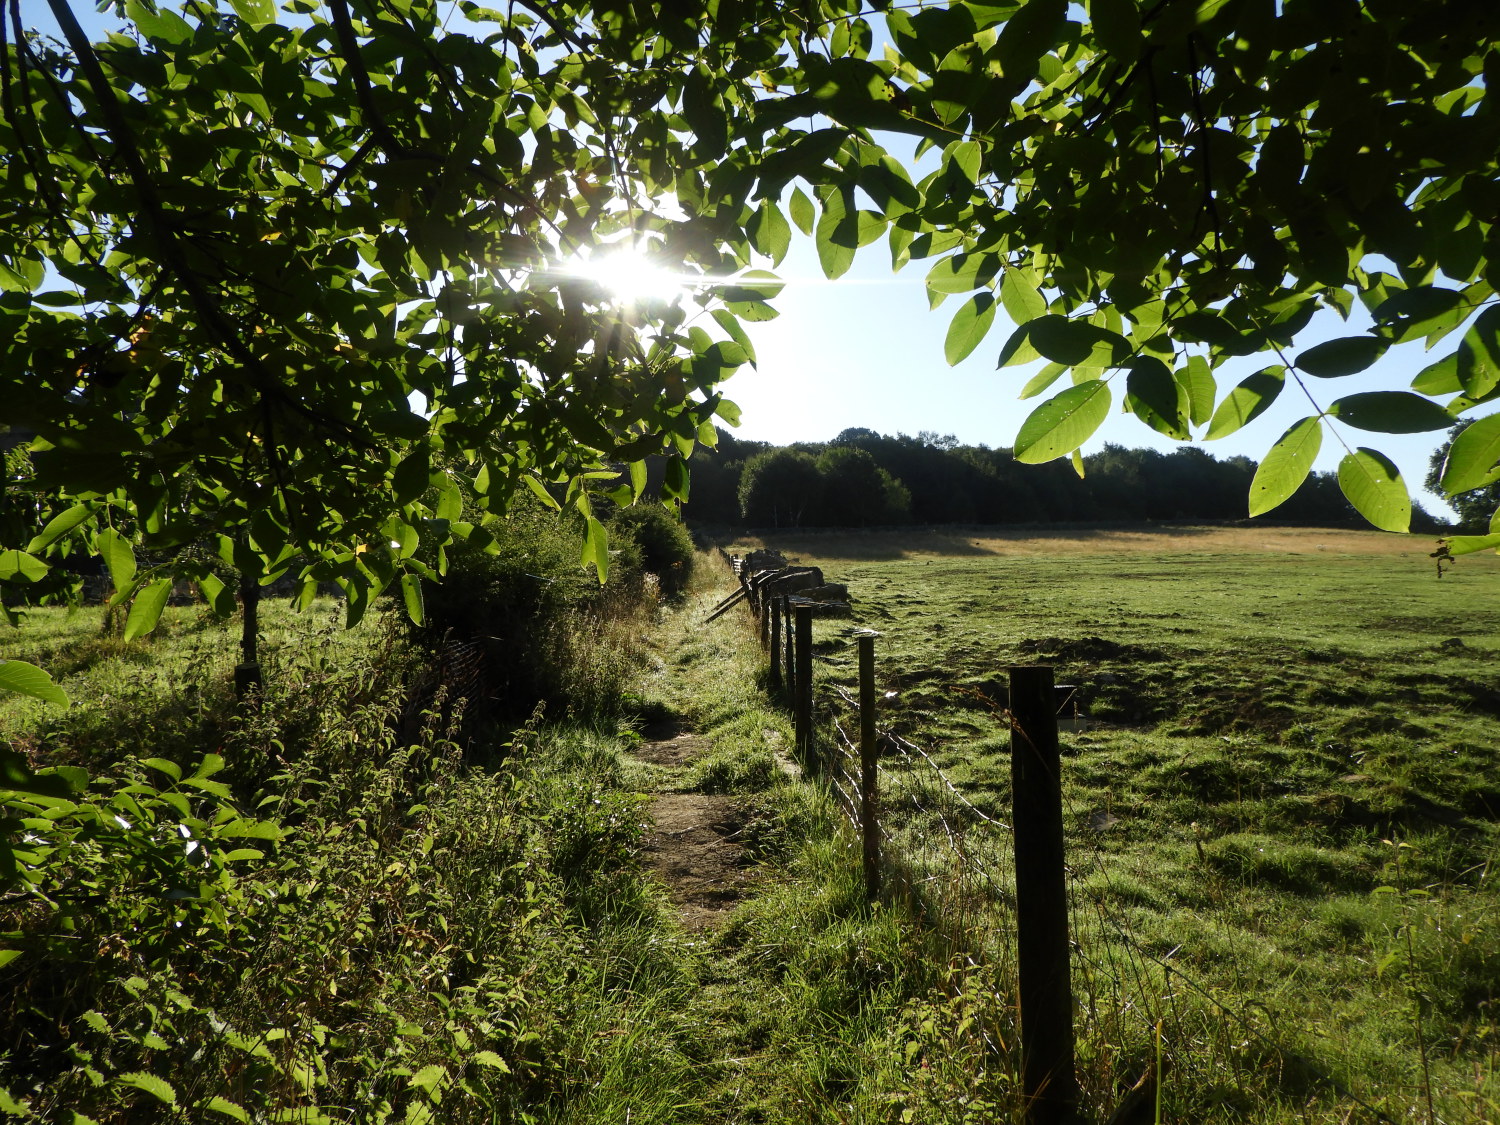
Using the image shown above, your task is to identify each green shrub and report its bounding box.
[610,504,695,597]
[418,498,638,721]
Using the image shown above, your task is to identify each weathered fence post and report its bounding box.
[794,601,815,773]
[769,595,783,693]
[1009,664,1078,1125]
[858,633,880,900]
[759,582,771,649]
[782,597,795,704]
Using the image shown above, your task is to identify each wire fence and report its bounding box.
[714,547,1415,1125]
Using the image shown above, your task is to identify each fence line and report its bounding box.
[710,545,1404,1125]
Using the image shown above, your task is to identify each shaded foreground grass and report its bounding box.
[725,524,1500,1121]
[0,572,1032,1122]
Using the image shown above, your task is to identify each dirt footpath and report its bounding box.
[630,722,755,930]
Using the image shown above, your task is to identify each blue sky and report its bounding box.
[721,227,1468,519]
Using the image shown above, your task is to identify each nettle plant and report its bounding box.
[3,0,1500,671]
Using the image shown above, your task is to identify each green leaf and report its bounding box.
[711,309,760,362]
[0,550,48,584]
[434,482,463,524]
[1444,533,1500,556]
[926,253,992,297]
[25,504,93,554]
[814,194,857,279]
[1248,417,1322,517]
[1178,355,1216,428]
[409,1064,448,1094]
[219,819,283,841]
[123,578,173,642]
[191,752,226,780]
[205,1095,250,1122]
[1014,380,1112,463]
[392,447,431,507]
[1124,357,1189,439]
[228,0,274,25]
[999,267,1045,325]
[1327,392,1454,433]
[788,188,815,236]
[664,455,689,502]
[115,1072,177,1106]
[126,0,195,43]
[521,476,561,510]
[97,528,137,594]
[1411,352,1461,396]
[748,200,792,263]
[997,321,1042,368]
[1205,366,1286,440]
[1457,306,1500,398]
[1019,362,1068,399]
[993,0,1065,78]
[1295,336,1387,377]
[343,577,370,628]
[198,574,237,617]
[1,743,79,799]
[944,293,997,365]
[1029,315,1131,367]
[1372,285,1465,345]
[1089,0,1142,62]
[0,660,69,706]
[365,409,429,440]
[583,516,609,583]
[400,571,425,626]
[1337,449,1410,533]
[1440,414,1500,494]
[471,1050,511,1072]
[142,757,182,781]
[942,140,982,187]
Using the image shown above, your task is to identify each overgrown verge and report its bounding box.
[0,504,708,1123]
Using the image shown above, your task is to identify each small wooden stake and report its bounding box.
[769,595,783,693]
[858,633,880,900]
[1010,664,1078,1125]
[783,597,795,702]
[794,602,814,773]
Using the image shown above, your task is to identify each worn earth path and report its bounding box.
[628,719,758,931]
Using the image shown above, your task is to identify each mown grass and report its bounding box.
[722,525,1500,1121]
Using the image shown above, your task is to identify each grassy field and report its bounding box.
[727,524,1500,1122]
[5,530,1498,1122]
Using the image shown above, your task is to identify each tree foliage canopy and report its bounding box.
[2,0,788,627]
[4,0,1500,637]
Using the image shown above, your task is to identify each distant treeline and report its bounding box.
[683,428,1450,531]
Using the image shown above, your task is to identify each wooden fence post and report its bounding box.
[1009,664,1078,1125]
[759,583,771,649]
[782,597,795,704]
[858,633,880,900]
[769,595,783,693]
[794,601,815,773]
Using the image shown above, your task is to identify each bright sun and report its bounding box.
[571,246,689,306]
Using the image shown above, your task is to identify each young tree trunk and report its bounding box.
[235,573,262,701]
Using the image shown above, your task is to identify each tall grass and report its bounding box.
[0,505,695,1122]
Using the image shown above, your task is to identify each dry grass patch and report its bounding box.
[722,522,1493,564]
